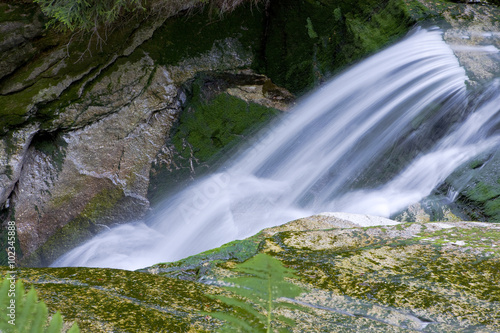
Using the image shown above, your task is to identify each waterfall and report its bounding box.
[52,28,500,270]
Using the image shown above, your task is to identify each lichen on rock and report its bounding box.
[3,214,499,332]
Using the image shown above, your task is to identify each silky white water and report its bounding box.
[53,28,500,270]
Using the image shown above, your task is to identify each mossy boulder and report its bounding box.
[262,0,415,94]
[147,215,500,332]
[2,214,499,332]
[0,266,227,332]
[445,149,500,222]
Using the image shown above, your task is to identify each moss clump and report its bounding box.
[142,233,264,281]
[461,179,500,222]
[173,93,276,162]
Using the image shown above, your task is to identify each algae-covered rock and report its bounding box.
[148,214,500,332]
[2,214,499,332]
[147,71,293,205]
[0,266,227,332]
[446,148,500,222]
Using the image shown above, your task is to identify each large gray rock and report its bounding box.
[13,57,178,258]
[12,36,257,265]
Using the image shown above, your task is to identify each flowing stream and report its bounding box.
[53,28,500,270]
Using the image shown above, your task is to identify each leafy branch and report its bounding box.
[34,0,145,31]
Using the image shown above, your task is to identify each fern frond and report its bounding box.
[204,253,308,332]
[0,276,80,333]
[210,295,267,323]
[204,311,263,332]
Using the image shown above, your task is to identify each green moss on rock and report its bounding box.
[0,266,227,332]
[21,186,126,267]
[143,219,500,331]
[262,0,414,94]
[147,75,279,205]
[448,151,500,222]
[173,92,276,162]
[141,233,264,281]
[4,218,500,331]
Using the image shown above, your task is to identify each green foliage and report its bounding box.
[462,180,500,221]
[0,276,80,333]
[262,0,414,94]
[333,7,342,22]
[205,253,307,332]
[305,18,318,39]
[34,0,144,31]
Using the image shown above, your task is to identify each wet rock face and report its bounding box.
[441,3,500,85]
[13,58,180,264]
[0,124,38,208]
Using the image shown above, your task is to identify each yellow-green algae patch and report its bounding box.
[267,221,500,331]
[0,266,227,332]
[151,219,500,332]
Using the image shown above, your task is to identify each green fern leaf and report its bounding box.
[210,295,267,323]
[0,276,80,333]
[29,302,48,333]
[45,312,63,333]
[204,253,308,332]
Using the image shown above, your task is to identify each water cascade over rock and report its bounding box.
[53,28,500,270]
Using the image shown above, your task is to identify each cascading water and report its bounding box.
[52,28,500,270]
